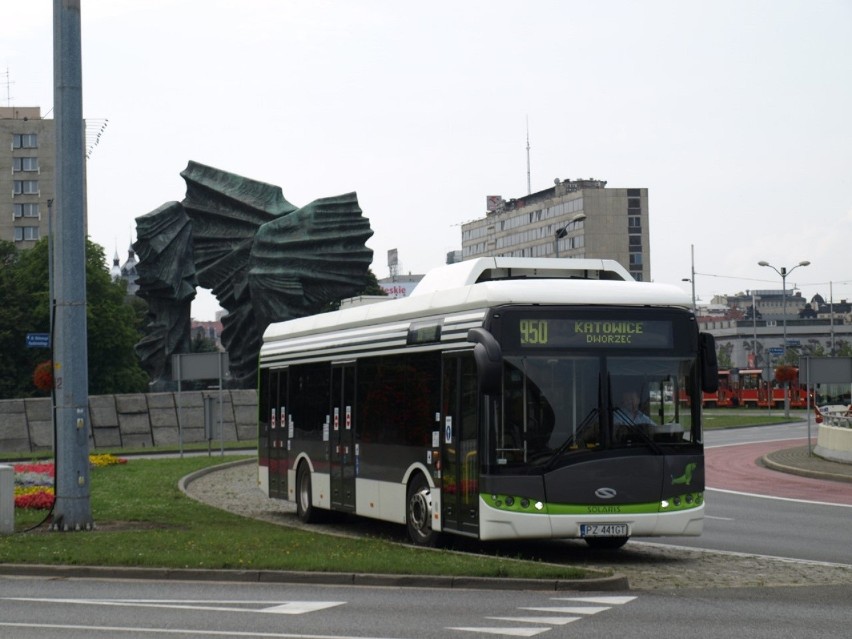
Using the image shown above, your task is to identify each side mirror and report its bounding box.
[699,332,719,393]
[467,328,502,396]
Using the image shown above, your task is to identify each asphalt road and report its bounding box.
[647,422,852,565]
[2,576,851,639]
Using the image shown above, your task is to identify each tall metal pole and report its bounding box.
[829,281,835,355]
[52,0,93,531]
[781,267,788,361]
[751,290,758,367]
[690,244,696,313]
[758,259,810,420]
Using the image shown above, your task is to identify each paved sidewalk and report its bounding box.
[763,445,852,484]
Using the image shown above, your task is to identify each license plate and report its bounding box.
[580,523,629,538]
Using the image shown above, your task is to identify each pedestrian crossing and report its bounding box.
[448,595,637,636]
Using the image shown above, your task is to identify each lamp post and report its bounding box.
[553,213,586,257]
[681,244,697,312]
[758,259,810,417]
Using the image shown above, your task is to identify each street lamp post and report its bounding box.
[553,213,586,257]
[758,259,810,417]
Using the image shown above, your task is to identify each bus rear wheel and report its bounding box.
[406,474,439,547]
[585,536,629,550]
[296,463,320,524]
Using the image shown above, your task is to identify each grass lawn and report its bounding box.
[702,408,805,430]
[4,455,589,581]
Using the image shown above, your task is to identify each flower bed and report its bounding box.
[13,454,127,510]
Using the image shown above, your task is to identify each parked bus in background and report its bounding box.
[258,258,718,549]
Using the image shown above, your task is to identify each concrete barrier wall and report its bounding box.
[815,423,852,464]
[0,390,258,454]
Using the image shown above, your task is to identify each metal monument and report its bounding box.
[134,161,374,389]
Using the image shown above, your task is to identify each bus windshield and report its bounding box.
[494,354,699,469]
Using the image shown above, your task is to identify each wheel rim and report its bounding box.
[299,471,311,513]
[408,487,432,539]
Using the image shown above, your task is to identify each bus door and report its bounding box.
[267,369,289,499]
[330,363,356,512]
[441,353,480,537]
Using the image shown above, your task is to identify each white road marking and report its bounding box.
[449,628,550,637]
[520,605,610,615]
[707,486,852,509]
[2,598,344,614]
[0,623,399,639]
[552,596,636,605]
[486,616,581,625]
[451,593,637,635]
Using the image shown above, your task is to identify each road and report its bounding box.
[2,576,851,638]
[645,421,852,565]
[4,419,851,638]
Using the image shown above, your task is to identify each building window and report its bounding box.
[628,216,641,230]
[628,197,641,211]
[13,203,40,218]
[629,235,642,247]
[12,133,38,149]
[12,157,39,172]
[13,180,39,195]
[629,252,643,266]
[627,189,640,197]
[14,226,40,242]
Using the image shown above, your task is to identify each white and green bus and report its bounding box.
[258,257,718,549]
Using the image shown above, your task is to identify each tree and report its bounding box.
[190,329,218,353]
[0,238,148,399]
[0,241,34,398]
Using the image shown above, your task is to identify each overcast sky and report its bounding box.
[4,0,851,319]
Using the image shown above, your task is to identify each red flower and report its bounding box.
[33,360,54,392]
[775,365,798,384]
[15,490,55,510]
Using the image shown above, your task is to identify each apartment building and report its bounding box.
[461,178,650,282]
[0,106,87,248]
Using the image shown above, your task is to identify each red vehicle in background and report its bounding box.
[701,369,736,407]
[702,367,808,409]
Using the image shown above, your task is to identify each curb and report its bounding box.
[0,563,629,592]
[761,453,852,484]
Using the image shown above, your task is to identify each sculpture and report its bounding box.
[134,161,374,388]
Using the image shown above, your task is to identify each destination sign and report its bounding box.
[516,318,673,349]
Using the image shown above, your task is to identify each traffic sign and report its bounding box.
[26,333,51,349]
[767,347,784,356]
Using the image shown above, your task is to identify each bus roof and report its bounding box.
[262,258,691,343]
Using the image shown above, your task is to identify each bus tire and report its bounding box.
[585,536,629,550]
[296,462,320,524]
[406,473,439,547]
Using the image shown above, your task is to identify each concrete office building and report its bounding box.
[461,178,650,282]
[0,106,87,247]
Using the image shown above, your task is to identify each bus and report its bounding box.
[258,257,718,549]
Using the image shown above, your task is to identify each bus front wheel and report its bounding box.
[296,463,320,524]
[406,474,439,547]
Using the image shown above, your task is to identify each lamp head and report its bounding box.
[758,261,770,267]
[798,260,811,267]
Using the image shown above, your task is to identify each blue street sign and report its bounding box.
[26,333,51,349]
[767,347,784,356]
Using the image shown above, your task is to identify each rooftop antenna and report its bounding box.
[3,67,14,107]
[525,116,531,195]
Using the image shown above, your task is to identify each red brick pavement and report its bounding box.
[706,438,852,505]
